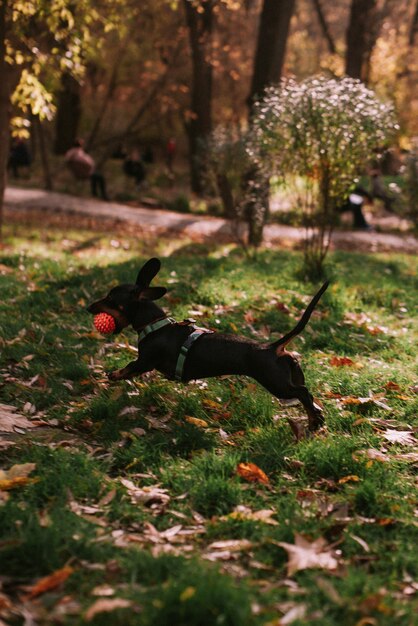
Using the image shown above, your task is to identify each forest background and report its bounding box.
[1,0,418,224]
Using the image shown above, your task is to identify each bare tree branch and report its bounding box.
[311,0,336,54]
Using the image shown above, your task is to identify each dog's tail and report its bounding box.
[271,281,329,354]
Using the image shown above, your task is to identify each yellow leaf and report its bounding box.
[0,462,37,491]
[0,476,35,491]
[180,586,196,602]
[202,399,223,411]
[184,415,208,428]
[338,475,360,484]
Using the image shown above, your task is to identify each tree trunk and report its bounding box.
[35,117,53,191]
[248,0,296,106]
[54,72,81,154]
[345,0,386,83]
[183,0,214,193]
[0,1,10,241]
[245,0,296,246]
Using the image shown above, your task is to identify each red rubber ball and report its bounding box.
[94,312,116,335]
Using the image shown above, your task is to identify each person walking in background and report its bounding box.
[8,138,31,178]
[339,185,374,230]
[65,139,108,200]
[123,147,146,189]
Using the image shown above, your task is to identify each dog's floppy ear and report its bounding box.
[136,258,161,289]
[139,287,167,301]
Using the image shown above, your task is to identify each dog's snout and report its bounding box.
[87,299,106,314]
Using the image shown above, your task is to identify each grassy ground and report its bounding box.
[1,224,417,625]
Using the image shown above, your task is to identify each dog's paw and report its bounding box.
[308,411,325,432]
[108,370,122,381]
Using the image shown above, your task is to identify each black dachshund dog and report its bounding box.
[88,258,328,431]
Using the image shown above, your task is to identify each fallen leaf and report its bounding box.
[384,381,401,392]
[364,449,388,462]
[202,399,223,411]
[338,475,360,484]
[392,452,418,463]
[26,566,73,599]
[279,603,307,624]
[0,463,37,491]
[204,538,254,561]
[382,430,417,446]
[207,539,253,551]
[91,585,115,597]
[222,505,278,525]
[236,462,269,485]
[0,404,36,432]
[144,415,172,431]
[342,396,391,410]
[329,356,356,367]
[184,415,209,428]
[84,598,133,621]
[276,533,340,576]
[120,478,170,507]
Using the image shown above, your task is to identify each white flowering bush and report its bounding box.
[249,76,399,276]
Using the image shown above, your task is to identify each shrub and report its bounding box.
[249,76,398,276]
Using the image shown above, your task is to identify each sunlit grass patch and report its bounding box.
[1,224,418,625]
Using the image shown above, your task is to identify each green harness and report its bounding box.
[138,318,213,381]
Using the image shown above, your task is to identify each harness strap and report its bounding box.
[139,317,176,341]
[175,328,213,381]
[138,317,213,382]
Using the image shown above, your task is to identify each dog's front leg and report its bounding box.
[109,359,150,381]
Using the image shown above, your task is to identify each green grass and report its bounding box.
[1,224,418,625]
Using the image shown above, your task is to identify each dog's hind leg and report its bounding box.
[257,374,324,432]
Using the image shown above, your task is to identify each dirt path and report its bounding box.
[4,186,418,253]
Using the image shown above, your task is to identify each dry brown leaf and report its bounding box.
[0,404,36,433]
[392,452,418,463]
[342,396,391,410]
[364,449,388,462]
[204,539,254,561]
[278,603,307,625]
[277,533,340,576]
[382,430,417,446]
[236,462,269,485]
[26,566,73,599]
[84,598,133,621]
[120,478,170,506]
[330,356,358,367]
[144,415,172,431]
[384,381,401,392]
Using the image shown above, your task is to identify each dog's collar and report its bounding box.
[138,317,176,341]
